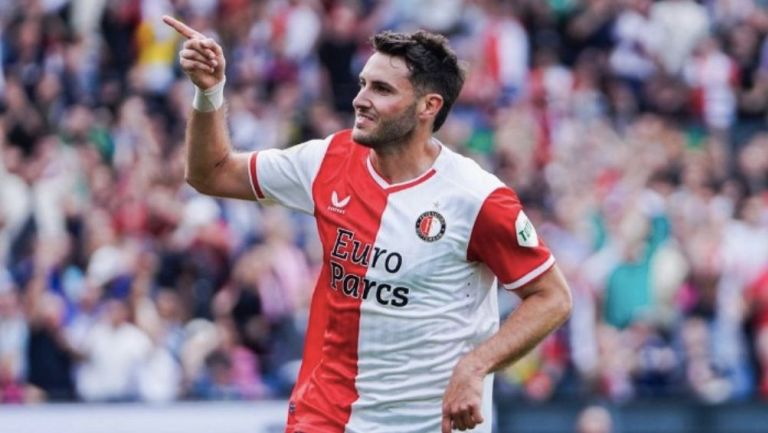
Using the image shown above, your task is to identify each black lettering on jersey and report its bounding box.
[330,274,410,308]
[371,247,387,268]
[331,228,354,260]
[362,278,376,299]
[351,240,370,266]
[375,284,392,305]
[343,274,361,297]
[391,287,409,307]
[384,253,402,273]
[331,227,406,274]
[328,227,411,308]
[330,261,344,290]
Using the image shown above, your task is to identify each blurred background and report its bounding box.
[1,0,768,432]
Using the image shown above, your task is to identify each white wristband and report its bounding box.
[193,78,226,112]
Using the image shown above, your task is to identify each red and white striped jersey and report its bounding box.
[248,130,554,433]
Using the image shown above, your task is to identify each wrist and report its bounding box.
[458,352,489,376]
[193,78,226,112]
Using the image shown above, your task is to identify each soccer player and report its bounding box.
[164,15,572,433]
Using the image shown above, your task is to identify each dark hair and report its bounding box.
[371,30,465,132]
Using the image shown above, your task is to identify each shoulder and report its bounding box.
[259,129,358,163]
[436,145,506,205]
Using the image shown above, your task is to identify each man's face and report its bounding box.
[352,52,419,149]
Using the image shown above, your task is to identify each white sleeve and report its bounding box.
[247,135,332,214]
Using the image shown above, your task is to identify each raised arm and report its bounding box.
[163,15,253,200]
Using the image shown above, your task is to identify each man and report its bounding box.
[164,15,571,433]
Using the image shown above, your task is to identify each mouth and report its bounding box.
[355,112,375,127]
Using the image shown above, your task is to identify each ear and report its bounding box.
[418,93,444,123]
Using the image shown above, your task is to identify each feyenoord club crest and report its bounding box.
[415,211,446,242]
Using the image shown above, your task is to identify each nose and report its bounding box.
[352,88,371,111]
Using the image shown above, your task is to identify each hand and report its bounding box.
[442,358,485,432]
[162,15,225,90]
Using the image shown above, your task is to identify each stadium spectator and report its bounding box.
[75,298,152,402]
[0,270,27,402]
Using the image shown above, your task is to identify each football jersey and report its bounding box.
[248,130,554,433]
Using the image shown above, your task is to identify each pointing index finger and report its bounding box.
[162,15,202,39]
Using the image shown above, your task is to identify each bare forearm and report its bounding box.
[471,292,568,374]
[185,107,231,191]
[463,267,571,375]
[162,15,237,195]
[441,267,571,433]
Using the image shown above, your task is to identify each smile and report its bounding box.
[356,112,375,122]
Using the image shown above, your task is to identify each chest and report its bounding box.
[314,180,476,287]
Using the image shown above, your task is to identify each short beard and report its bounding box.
[353,103,418,151]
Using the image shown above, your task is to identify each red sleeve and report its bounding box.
[467,187,555,289]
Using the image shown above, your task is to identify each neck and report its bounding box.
[369,129,441,184]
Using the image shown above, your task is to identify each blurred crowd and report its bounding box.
[1,0,767,408]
